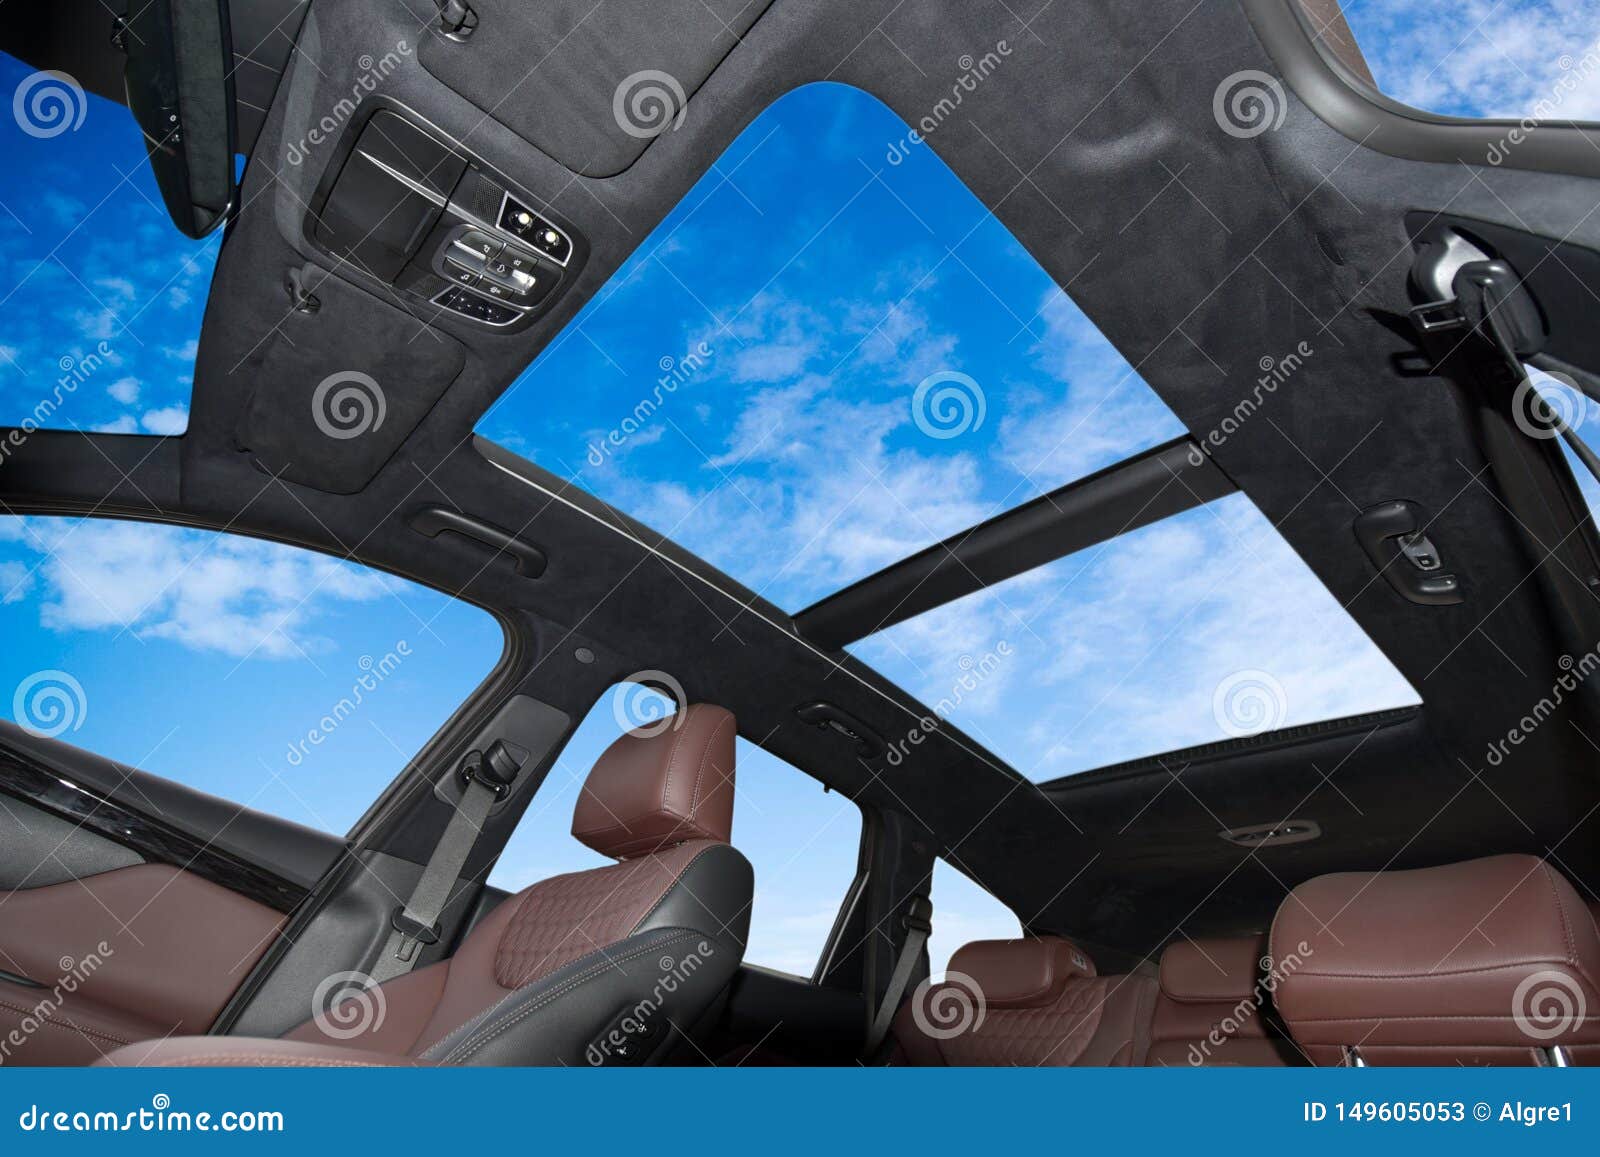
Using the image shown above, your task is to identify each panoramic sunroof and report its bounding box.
[477,82,1185,610]
[0,51,217,436]
[851,492,1421,782]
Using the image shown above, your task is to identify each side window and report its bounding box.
[0,516,504,833]
[492,683,864,977]
[1525,366,1600,517]
[929,860,1020,976]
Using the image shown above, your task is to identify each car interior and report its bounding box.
[1,0,1599,1068]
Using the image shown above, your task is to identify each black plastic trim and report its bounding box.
[1037,706,1423,793]
[0,746,309,911]
[793,438,1237,650]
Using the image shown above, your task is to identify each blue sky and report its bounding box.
[1338,0,1600,120]
[0,53,212,435]
[2,6,1598,974]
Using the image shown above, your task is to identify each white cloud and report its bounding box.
[0,562,34,605]
[997,289,1184,488]
[141,406,188,435]
[11,519,390,659]
[107,376,140,404]
[92,415,140,434]
[858,494,1419,781]
[1349,1,1600,120]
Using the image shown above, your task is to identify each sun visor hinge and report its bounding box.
[436,0,479,41]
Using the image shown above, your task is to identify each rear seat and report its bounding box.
[1148,934,1303,1066]
[891,937,1158,1065]
[895,854,1599,1067]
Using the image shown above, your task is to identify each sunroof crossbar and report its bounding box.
[792,438,1237,650]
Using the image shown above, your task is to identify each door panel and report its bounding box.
[0,795,143,889]
[1,723,343,897]
[0,864,284,1064]
[0,724,348,1066]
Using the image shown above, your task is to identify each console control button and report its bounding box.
[434,286,521,326]
[458,229,502,260]
[444,245,484,287]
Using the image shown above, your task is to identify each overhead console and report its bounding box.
[306,106,581,330]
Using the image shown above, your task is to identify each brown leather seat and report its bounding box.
[98,703,753,1067]
[1147,935,1303,1066]
[1271,854,1600,1066]
[892,936,1158,1066]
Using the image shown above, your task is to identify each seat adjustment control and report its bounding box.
[585,1004,669,1067]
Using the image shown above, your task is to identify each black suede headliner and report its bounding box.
[4,0,1600,958]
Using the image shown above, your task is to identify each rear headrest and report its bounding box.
[571,703,736,859]
[1159,935,1266,1004]
[948,937,1095,1009]
[1271,854,1600,1060]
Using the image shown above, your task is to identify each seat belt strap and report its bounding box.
[862,894,932,1056]
[368,741,522,984]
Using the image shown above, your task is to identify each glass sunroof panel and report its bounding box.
[849,493,1421,782]
[477,82,1185,609]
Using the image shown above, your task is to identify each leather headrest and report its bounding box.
[571,703,736,859]
[1271,854,1600,1060]
[1159,935,1266,1004]
[948,937,1095,1008]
